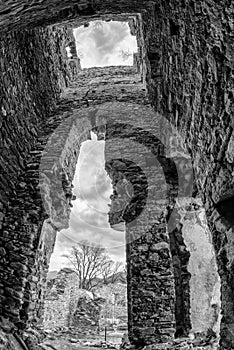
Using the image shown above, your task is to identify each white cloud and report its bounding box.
[73,21,138,68]
[49,22,136,271]
[49,138,126,271]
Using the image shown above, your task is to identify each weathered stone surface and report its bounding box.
[42,268,79,329]
[0,23,80,330]
[0,1,156,33]
[0,1,233,349]
[175,199,221,339]
[71,292,102,331]
[143,2,233,348]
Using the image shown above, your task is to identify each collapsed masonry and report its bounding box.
[43,268,127,332]
[0,1,233,350]
[43,268,103,332]
[43,268,80,330]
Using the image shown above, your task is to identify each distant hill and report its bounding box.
[90,270,127,289]
[46,269,126,287]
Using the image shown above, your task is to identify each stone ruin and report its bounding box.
[43,268,104,333]
[42,268,128,335]
[0,1,233,350]
[43,268,80,330]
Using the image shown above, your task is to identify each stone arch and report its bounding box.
[35,100,193,345]
[81,101,194,345]
[0,1,232,349]
[31,112,93,323]
[1,98,218,346]
[0,108,92,330]
[39,113,92,230]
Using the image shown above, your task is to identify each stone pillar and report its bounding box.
[126,224,176,346]
[91,100,194,346]
[104,127,177,346]
[207,199,234,350]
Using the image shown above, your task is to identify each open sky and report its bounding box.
[73,20,138,68]
[49,21,138,271]
[49,134,126,271]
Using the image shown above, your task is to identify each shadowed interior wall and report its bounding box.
[0,1,233,349]
[145,2,233,348]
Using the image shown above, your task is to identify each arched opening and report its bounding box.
[0,2,231,349]
[41,130,128,345]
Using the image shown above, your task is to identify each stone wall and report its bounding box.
[43,268,79,329]
[144,2,233,348]
[101,101,181,345]
[43,270,104,332]
[0,1,156,33]
[174,199,221,339]
[0,24,81,331]
[0,57,146,334]
[0,1,233,349]
[0,24,80,231]
[59,66,147,108]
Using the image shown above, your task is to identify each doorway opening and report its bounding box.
[42,131,127,346]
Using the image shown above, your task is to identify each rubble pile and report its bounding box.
[71,294,105,331]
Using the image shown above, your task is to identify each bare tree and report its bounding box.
[63,241,113,291]
[101,261,125,284]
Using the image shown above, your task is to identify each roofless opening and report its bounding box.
[73,20,138,68]
[49,131,126,272]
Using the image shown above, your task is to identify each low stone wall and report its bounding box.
[43,271,104,332]
[43,268,79,329]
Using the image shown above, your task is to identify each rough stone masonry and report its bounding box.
[0,1,233,350]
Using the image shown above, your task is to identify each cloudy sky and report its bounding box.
[49,133,126,271]
[73,20,138,68]
[49,21,138,271]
